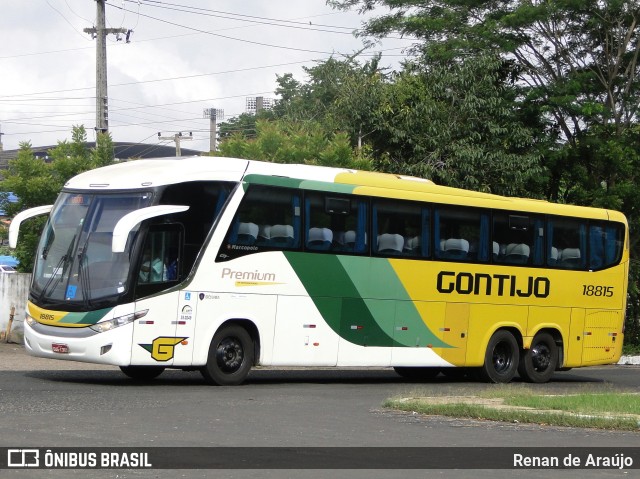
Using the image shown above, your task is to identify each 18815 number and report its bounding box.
[582,285,614,297]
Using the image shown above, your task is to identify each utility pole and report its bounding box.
[158,132,192,157]
[84,0,131,134]
[0,124,4,152]
[203,108,224,153]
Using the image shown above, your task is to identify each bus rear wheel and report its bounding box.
[479,330,519,383]
[201,324,254,386]
[518,332,558,383]
[119,365,165,381]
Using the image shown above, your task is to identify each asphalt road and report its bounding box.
[0,343,638,479]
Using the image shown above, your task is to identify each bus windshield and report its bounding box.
[32,192,153,308]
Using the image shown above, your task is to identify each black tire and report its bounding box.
[479,330,519,383]
[518,332,558,383]
[119,365,165,381]
[393,367,440,380]
[201,325,254,386]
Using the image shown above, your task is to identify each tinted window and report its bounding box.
[373,199,428,257]
[435,207,489,262]
[547,217,587,269]
[305,192,368,254]
[221,185,301,259]
[492,213,544,266]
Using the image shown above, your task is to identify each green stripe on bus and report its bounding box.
[243,174,357,194]
[59,308,112,325]
[283,252,449,348]
[337,255,449,348]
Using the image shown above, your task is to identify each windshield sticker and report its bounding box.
[65,285,77,300]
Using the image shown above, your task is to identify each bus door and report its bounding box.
[130,225,188,366]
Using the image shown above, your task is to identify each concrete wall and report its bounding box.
[0,273,30,342]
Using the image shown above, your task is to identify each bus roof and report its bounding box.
[63,156,625,223]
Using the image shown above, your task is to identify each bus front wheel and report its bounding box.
[518,332,558,383]
[479,330,519,383]
[201,324,254,386]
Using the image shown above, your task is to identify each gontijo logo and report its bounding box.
[437,271,550,298]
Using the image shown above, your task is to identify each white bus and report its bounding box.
[10,157,628,384]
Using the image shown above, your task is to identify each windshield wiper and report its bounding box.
[38,233,77,302]
[77,236,92,308]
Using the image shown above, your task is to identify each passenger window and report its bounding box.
[435,207,489,262]
[221,185,301,260]
[547,217,587,269]
[373,200,427,257]
[492,213,544,266]
[305,192,368,254]
[589,222,624,270]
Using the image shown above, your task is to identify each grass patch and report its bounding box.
[505,392,640,415]
[385,387,640,431]
[622,343,640,355]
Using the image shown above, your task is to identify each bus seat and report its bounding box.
[404,236,421,254]
[236,222,259,245]
[270,224,295,248]
[559,247,581,268]
[341,230,357,251]
[307,227,333,251]
[492,241,500,260]
[256,225,271,246]
[549,247,559,265]
[504,243,530,264]
[443,238,469,260]
[377,233,404,254]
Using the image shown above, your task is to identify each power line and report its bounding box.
[107,3,352,55]
[127,0,359,34]
[0,91,274,138]
[45,0,92,41]
[0,60,315,99]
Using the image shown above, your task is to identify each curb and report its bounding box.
[618,355,640,365]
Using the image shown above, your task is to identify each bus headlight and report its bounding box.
[89,310,148,333]
[25,313,37,327]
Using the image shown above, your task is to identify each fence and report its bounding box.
[0,273,30,342]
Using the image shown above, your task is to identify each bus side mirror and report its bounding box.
[8,205,54,248]
[112,205,189,253]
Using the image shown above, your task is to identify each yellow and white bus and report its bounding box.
[10,157,628,384]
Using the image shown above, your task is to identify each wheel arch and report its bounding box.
[216,318,261,367]
[467,323,525,367]
[527,327,565,370]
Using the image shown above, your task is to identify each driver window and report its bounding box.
[138,227,181,285]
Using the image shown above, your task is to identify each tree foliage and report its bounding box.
[274,55,388,152]
[216,119,373,170]
[376,55,542,196]
[0,126,115,271]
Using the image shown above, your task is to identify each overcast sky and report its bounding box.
[0,0,412,154]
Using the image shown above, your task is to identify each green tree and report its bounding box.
[273,55,388,153]
[218,113,260,141]
[216,119,373,170]
[0,126,115,271]
[331,0,640,197]
[365,54,542,197]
